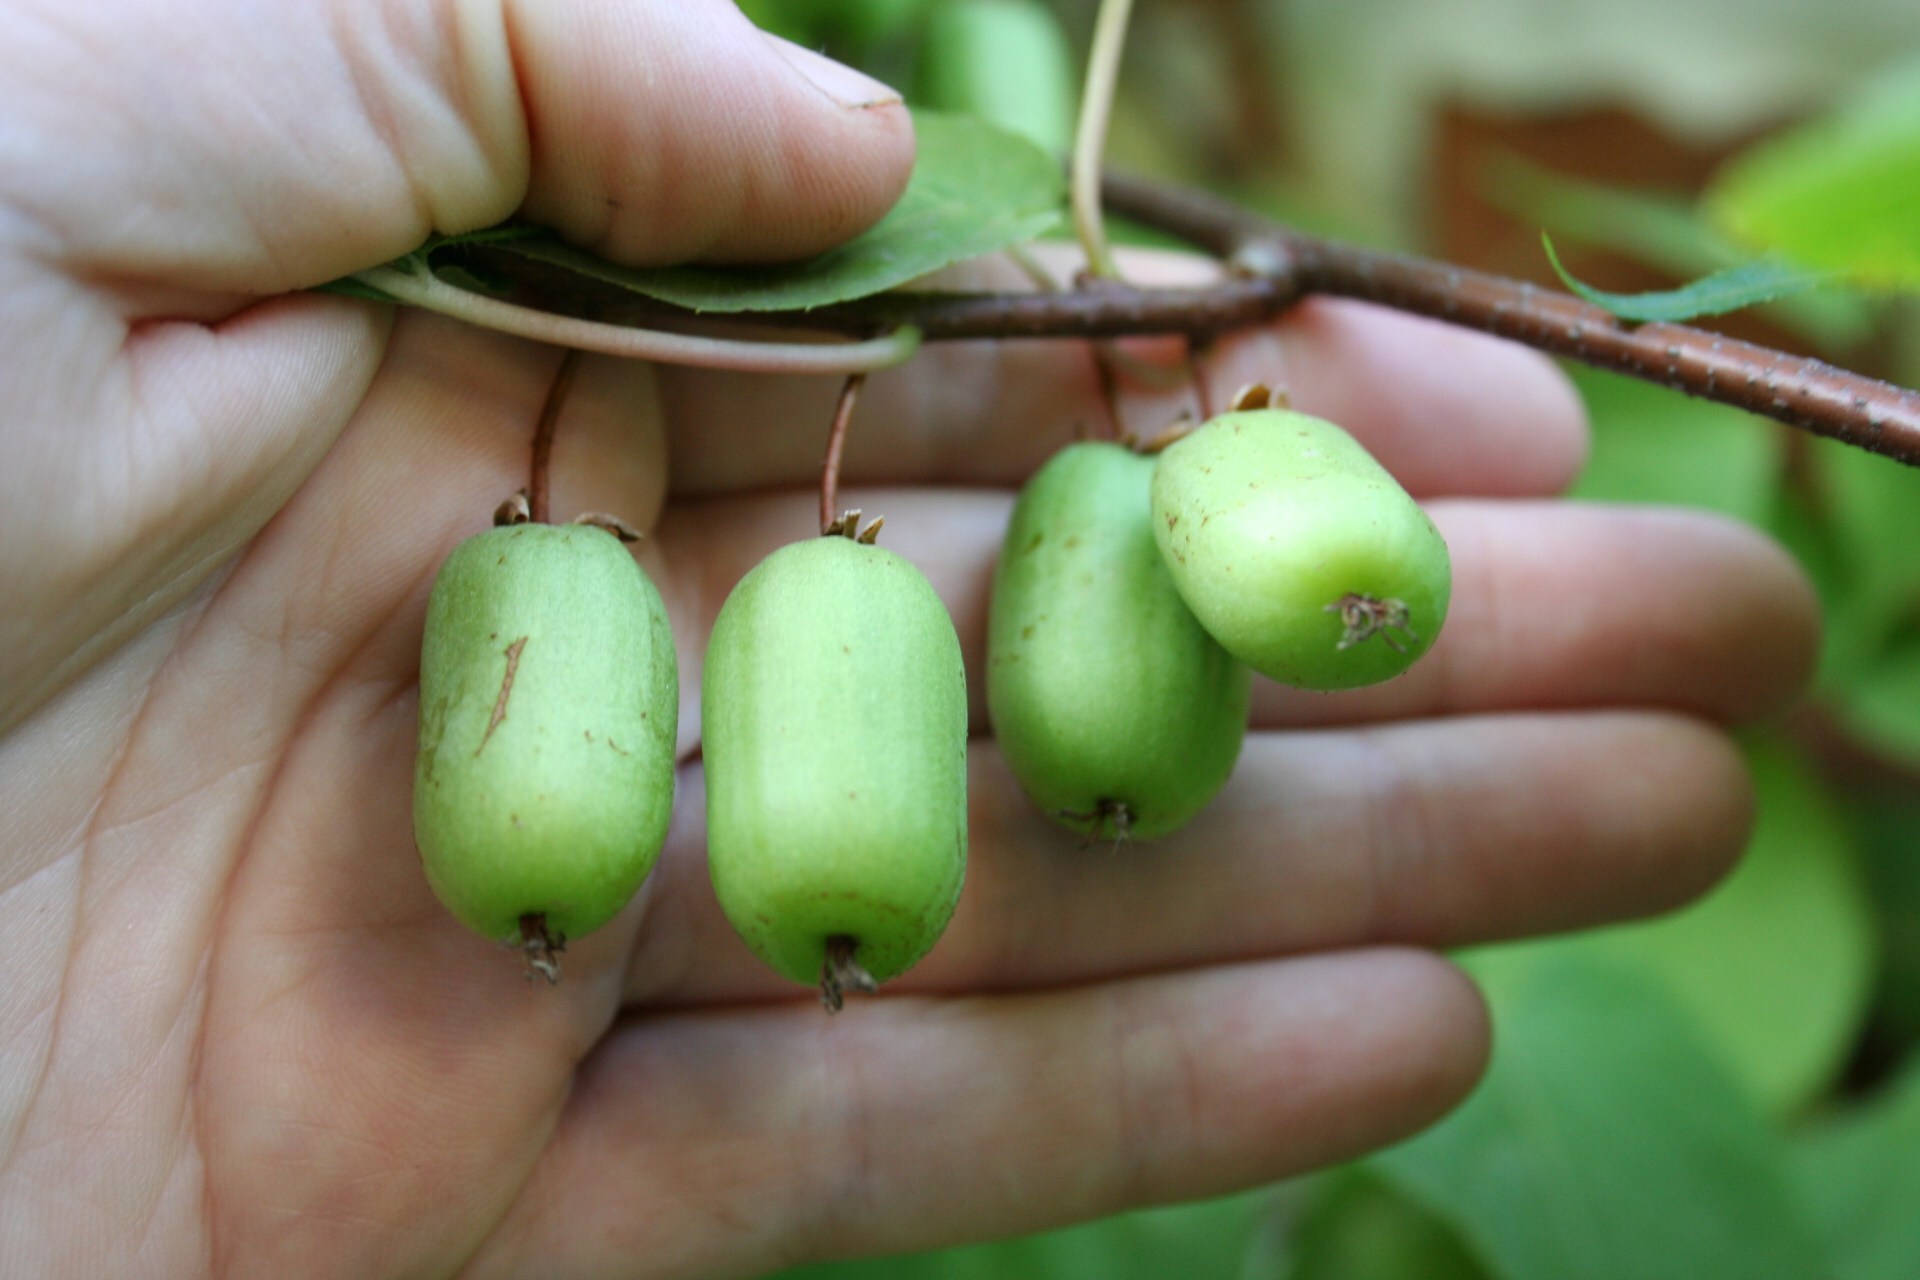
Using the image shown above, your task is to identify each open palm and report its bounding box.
[0,1,1819,1277]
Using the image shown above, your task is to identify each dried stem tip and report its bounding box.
[494,490,531,526]
[1227,383,1274,412]
[1326,594,1416,653]
[571,511,643,542]
[519,913,566,984]
[820,935,878,1014]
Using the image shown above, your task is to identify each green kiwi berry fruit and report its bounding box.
[702,535,967,1003]
[988,441,1249,840]
[1151,408,1451,690]
[414,522,678,966]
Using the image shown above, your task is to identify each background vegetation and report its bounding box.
[740,3,1920,1275]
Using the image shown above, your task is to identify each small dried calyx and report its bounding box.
[519,912,567,984]
[572,511,643,542]
[494,490,532,527]
[823,508,885,544]
[820,935,878,1014]
[1325,593,1417,653]
[491,490,642,543]
[1056,798,1135,851]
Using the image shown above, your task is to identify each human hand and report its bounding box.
[0,1,1819,1277]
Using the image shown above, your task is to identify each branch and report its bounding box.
[1098,174,1920,466]
[442,173,1920,467]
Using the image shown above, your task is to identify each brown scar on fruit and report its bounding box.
[476,636,528,755]
[518,912,566,984]
[820,935,878,1014]
[1326,594,1417,653]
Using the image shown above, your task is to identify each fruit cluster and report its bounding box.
[410,402,1449,1004]
[993,401,1452,844]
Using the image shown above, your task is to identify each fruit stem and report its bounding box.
[820,935,878,1014]
[529,350,581,525]
[1187,339,1214,421]
[1070,0,1135,281]
[353,262,923,373]
[519,913,566,984]
[819,374,867,536]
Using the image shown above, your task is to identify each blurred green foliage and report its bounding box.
[739,3,1920,1277]
[1375,949,1828,1280]
[915,1,1077,153]
[1795,1054,1920,1280]
[1708,56,1920,289]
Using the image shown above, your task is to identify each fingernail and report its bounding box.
[768,36,902,109]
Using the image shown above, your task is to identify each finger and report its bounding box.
[624,711,1751,1006]
[0,290,389,731]
[23,0,913,297]
[651,489,1819,738]
[656,275,1586,499]
[470,949,1487,1279]
[10,0,894,717]
[1256,500,1822,728]
[153,318,674,1272]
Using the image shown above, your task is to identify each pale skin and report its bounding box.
[0,0,1821,1276]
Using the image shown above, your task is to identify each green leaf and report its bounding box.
[1542,233,1838,324]
[1572,737,1875,1113]
[1707,56,1920,290]
[413,224,548,254]
[494,112,1065,313]
[1829,639,1920,764]
[1564,364,1783,523]
[769,1191,1276,1280]
[311,276,398,302]
[1793,1054,1920,1280]
[739,0,931,54]
[1372,949,1830,1280]
[915,0,1078,154]
[315,223,548,297]
[1764,472,1850,632]
[1283,1169,1490,1280]
[1484,155,1877,351]
[1808,434,1920,685]
[1844,788,1920,1048]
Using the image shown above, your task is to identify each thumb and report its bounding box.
[19,0,915,297]
[511,0,915,266]
[0,0,913,725]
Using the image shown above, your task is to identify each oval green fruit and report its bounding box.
[414,522,678,947]
[1151,409,1451,690]
[703,535,967,992]
[988,441,1250,839]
